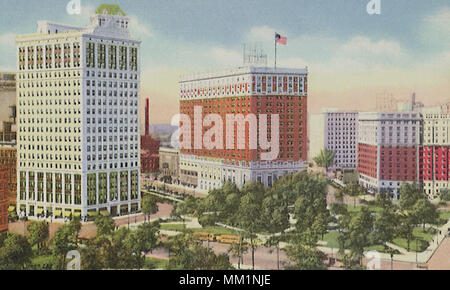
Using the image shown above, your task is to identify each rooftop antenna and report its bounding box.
[242,43,267,67]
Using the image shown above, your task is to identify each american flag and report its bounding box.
[275,33,287,45]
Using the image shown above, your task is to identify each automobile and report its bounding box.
[216,235,243,244]
[193,232,216,242]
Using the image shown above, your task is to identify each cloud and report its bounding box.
[424,7,450,34]
[208,47,241,67]
[0,33,16,48]
[129,15,154,38]
[64,3,95,27]
[339,36,404,57]
[246,25,286,43]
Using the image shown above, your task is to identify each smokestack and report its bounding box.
[145,98,149,136]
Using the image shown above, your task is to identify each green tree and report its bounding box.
[440,189,450,202]
[285,230,326,270]
[51,224,77,268]
[342,183,365,207]
[198,214,218,228]
[95,215,116,236]
[125,222,159,269]
[313,149,335,173]
[0,233,33,270]
[412,198,439,230]
[67,216,82,245]
[397,211,417,252]
[168,240,233,270]
[228,240,248,270]
[338,207,375,268]
[236,182,266,270]
[374,202,398,245]
[142,195,159,223]
[80,240,104,270]
[399,183,424,210]
[27,221,49,253]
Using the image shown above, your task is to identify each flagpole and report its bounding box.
[274,34,277,69]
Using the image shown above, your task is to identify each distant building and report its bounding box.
[310,109,358,171]
[0,73,17,146]
[159,147,180,183]
[0,147,17,205]
[0,166,8,232]
[358,112,421,198]
[420,113,449,199]
[397,93,424,113]
[141,98,160,173]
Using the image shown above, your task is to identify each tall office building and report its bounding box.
[16,4,141,220]
[309,109,359,171]
[420,112,449,199]
[358,112,421,199]
[179,67,308,192]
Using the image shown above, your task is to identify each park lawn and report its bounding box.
[438,210,450,222]
[160,223,188,232]
[159,223,239,236]
[322,231,387,253]
[364,245,387,252]
[192,226,240,236]
[392,227,436,252]
[31,255,57,269]
[346,205,383,215]
[322,232,340,249]
[145,257,169,270]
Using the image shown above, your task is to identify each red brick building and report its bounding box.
[358,112,421,199]
[140,98,160,173]
[0,147,17,204]
[0,166,9,232]
[179,67,309,192]
[420,113,449,199]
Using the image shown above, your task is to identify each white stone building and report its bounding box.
[16,4,141,220]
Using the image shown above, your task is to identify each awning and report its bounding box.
[8,205,15,212]
[63,211,72,217]
[100,209,109,216]
[73,212,81,217]
[36,208,44,215]
[54,210,62,217]
[87,211,98,217]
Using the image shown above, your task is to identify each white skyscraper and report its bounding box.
[16,4,141,220]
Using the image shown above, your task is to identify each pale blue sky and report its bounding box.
[0,0,449,123]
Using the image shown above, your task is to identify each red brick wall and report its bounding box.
[379,146,417,181]
[179,94,307,164]
[420,146,449,182]
[0,167,9,232]
[358,143,378,179]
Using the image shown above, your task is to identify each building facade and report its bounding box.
[358,112,421,199]
[0,147,17,205]
[420,112,449,199]
[159,147,180,183]
[16,4,141,220]
[179,66,308,192]
[0,73,17,146]
[310,110,358,171]
[140,98,159,173]
[0,166,8,232]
